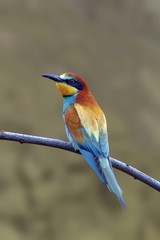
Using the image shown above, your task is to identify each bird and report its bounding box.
[42,72,126,209]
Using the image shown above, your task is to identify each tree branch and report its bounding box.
[0,130,160,192]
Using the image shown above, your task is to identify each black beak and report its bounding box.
[42,74,62,83]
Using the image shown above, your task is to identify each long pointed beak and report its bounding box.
[42,74,62,83]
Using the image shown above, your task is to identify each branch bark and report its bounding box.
[0,130,160,192]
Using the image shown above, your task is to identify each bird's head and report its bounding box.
[42,72,88,97]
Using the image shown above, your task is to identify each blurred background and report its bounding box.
[0,0,160,239]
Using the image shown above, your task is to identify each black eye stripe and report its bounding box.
[67,79,75,84]
[65,78,84,90]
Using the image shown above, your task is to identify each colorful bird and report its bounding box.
[43,72,126,209]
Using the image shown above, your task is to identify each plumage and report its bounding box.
[43,72,126,209]
[65,105,83,143]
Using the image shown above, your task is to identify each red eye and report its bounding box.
[68,79,75,85]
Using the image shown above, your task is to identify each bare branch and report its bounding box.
[0,130,160,192]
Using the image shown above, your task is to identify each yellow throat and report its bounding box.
[56,83,77,96]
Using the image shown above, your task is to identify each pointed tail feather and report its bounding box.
[118,196,127,210]
[100,157,127,209]
[78,147,127,209]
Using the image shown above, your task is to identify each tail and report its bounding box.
[78,147,126,209]
[100,157,127,210]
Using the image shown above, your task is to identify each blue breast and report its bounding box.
[63,94,77,114]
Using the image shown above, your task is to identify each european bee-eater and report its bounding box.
[43,72,126,209]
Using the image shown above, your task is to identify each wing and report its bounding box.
[64,104,126,208]
[74,103,109,158]
[64,104,110,183]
